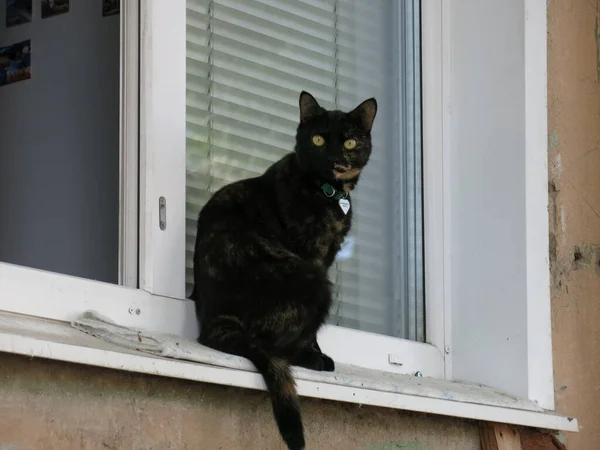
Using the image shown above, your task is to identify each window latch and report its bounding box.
[159,196,167,230]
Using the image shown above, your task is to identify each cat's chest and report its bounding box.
[285,200,352,266]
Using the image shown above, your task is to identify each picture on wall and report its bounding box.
[41,0,69,19]
[6,0,32,28]
[0,40,31,87]
[102,0,119,17]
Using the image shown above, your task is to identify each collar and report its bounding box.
[317,181,348,200]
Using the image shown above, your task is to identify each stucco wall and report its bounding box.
[548,0,600,449]
[0,353,480,450]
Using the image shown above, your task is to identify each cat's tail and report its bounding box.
[246,347,304,450]
[201,316,304,449]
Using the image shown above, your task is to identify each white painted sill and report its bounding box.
[0,310,577,432]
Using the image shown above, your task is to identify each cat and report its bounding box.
[191,91,377,450]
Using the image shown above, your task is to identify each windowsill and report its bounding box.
[0,310,578,432]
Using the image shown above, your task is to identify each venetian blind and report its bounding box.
[185,0,424,340]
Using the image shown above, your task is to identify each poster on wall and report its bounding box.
[102,0,119,17]
[0,40,31,87]
[41,0,69,19]
[6,0,32,28]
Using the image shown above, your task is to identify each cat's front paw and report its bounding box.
[299,352,325,371]
[321,354,335,372]
[293,351,335,372]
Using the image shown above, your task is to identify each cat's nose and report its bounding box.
[333,164,351,174]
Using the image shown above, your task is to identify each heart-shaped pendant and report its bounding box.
[338,198,350,215]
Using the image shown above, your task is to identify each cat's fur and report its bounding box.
[191,92,377,450]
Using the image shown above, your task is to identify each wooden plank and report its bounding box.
[521,429,568,450]
[481,424,568,450]
[480,423,523,450]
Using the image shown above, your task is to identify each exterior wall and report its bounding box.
[548,0,600,449]
[0,353,480,450]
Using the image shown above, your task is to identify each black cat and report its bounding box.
[191,91,377,450]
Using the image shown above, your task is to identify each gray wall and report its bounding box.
[0,1,119,283]
[0,352,482,450]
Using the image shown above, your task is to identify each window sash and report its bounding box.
[135,0,444,375]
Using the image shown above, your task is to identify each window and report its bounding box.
[0,0,564,425]
[185,0,424,340]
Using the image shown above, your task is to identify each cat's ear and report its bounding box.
[350,98,378,132]
[299,91,324,123]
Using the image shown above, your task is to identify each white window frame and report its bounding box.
[141,0,446,378]
[0,0,569,429]
[119,0,140,289]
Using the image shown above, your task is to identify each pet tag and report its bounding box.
[338,198,350,214]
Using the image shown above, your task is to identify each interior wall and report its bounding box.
[548,0,600,448]
[0,0,120,283]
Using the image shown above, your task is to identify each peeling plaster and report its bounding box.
[550,152,562,179]
[549,130,560,152]
[572,243,600,275]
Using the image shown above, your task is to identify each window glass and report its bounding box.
[185,0,423,340]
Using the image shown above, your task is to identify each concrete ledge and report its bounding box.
[0,310,578,432]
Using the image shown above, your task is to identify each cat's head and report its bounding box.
[294,91,377,191]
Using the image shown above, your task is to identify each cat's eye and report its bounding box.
[343,139,357,150]
[312,135,325,147]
